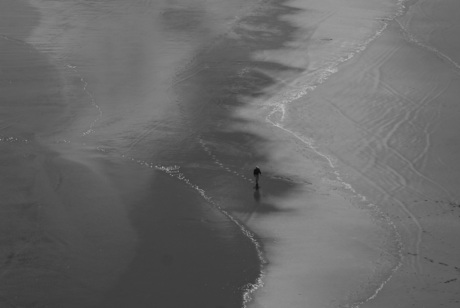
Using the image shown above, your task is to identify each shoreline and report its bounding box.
[20,0,268,307]
[169,0,408,307]
[280,1,460,305]
[97,165,262,308]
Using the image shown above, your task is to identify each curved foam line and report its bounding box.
[58,63,102,137]
[117,154,267,307]
[154,164,266,307]
[268,117,405,308]
[261,1,412,306]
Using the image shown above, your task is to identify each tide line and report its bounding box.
[118,152,266,308]
[259,2,412,305]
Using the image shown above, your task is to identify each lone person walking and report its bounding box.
[253,166,262,189]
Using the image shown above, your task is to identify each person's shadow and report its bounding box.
[253,189,261,203]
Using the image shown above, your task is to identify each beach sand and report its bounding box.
[1,0,460,307]
[247,0,460,306]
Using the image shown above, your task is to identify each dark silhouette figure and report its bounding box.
[253,166,262,189]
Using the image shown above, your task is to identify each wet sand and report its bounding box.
[1,0,262,307]
[0,4,137,303]
[2,0,460,307]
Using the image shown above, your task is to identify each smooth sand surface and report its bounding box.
[253,0,460,306]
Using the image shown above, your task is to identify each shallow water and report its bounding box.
[1,0,263,307]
